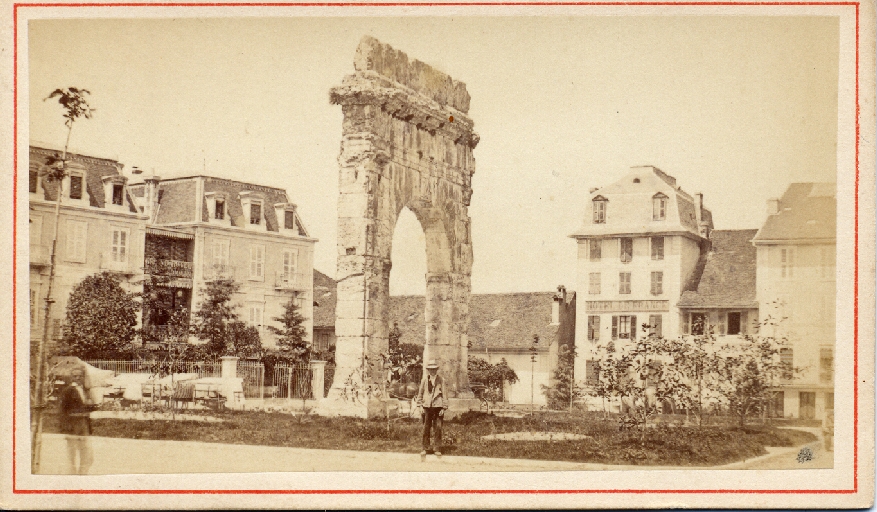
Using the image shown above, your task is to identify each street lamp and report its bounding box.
[530,334,539,414]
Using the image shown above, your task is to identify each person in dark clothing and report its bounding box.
[59,369,93,474]
[415,359,448,461]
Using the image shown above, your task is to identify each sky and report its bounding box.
[28,16,839,295]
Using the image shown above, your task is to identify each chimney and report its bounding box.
[767,198,780,215]
[143,175,161,221]
[551,285,566,325]
[589,187,599,194]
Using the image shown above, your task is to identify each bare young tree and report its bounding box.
[32,88,94,473]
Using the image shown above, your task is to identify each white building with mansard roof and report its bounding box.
[569,165,714,390]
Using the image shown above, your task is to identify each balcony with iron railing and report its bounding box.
[144,257,194,278]
[275,271,308,290]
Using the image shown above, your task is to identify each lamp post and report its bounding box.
[530,334,539,414]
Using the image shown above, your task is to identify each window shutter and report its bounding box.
[740,311,748,334]
[631,315,637,340]
[655,315,662,338]
[718,312,727,335]
[611,316,618,340]
[682,313,690,335]
[594,316,600,341]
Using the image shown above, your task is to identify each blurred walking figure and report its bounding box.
[59,368,94,474]
[416,359,448,461]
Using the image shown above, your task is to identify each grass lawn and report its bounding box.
[42,409,816,467]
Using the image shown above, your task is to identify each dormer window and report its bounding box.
[275,202,306,236]
[62,165,89,205]
[239,191,265,230]
[592,196,607,224]
[101,174,128,210]
[205,191,230,225]
[652,193,668,221]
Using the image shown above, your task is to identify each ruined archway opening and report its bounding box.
[389,207,427,297]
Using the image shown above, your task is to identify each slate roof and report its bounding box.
[312,269,337,328]
[754,183,837,242]
[391,293,557,352]
[311,272,558,352]
[678,229,759,309]
[29,146,138,213]
[129,175,306,234]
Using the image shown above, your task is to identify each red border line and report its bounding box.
[12,1,861,496]
[7,1,867,6]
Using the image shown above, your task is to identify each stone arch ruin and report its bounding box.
[326,36,479,414]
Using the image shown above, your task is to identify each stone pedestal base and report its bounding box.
[443,398,483,420]
[314,396,371,418]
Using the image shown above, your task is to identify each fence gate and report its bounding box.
[271,365,313,400]
[236,360,265,399]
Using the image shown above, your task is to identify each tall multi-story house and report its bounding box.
[570,166,713,387]
[28,145,147,356]
[752,183,836,420]
[128,175,317,350]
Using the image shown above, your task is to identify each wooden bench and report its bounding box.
[170,382,196,410]
[141,382,165,405]
[194,383,227,411]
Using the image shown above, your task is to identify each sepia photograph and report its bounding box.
[2,2,874,509]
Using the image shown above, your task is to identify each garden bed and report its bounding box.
[41,410,816,467]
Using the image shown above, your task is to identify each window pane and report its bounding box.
[215,200,225,220]
[651,237,664,260]
[691,313,706,335]
[69,175,83,200]
[29,171,38,194]
[285,210,296,230]
[619,272,631,294]
[250,203,261,224]
[588,273,600,295]
[589,239,601,261]
[112,184,124,205]
[620,238,633,263]
[650,271,663,295]
[727,312,741,335]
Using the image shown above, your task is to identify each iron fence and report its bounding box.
[237,360,265,399]
[86,359,220,379]
[272,364,313,400]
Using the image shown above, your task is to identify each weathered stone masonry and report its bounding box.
[327,36,479,405]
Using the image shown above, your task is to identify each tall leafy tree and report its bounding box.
[190,279,241,357]
[228,321,262,359]
[543,343,585,411]
[33,87,94,473]
[62,272,139,358]
[467,356,519,403]
[267,295,309,364]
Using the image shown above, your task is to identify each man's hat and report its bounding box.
[425,359,439,369]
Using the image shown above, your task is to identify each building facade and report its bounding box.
[29,145,147,356]
[752,183,836,420]
[128,175,318,350]
[570,166,713,386]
